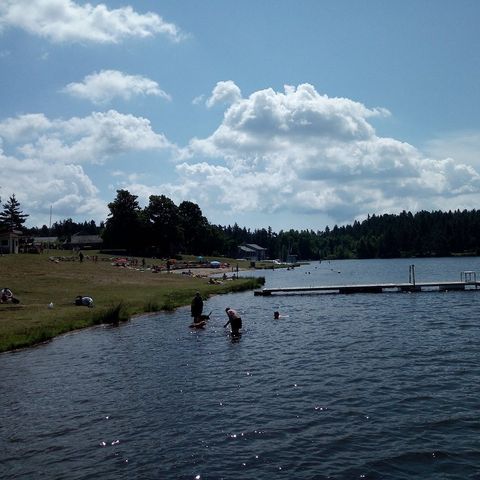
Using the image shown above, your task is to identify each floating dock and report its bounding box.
[254,269,480,296]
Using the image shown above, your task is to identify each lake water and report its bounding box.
[2,258,480,479]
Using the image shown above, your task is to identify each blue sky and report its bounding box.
[1,0,480,232]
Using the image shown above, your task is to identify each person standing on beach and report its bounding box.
[224,307,242,335]
[191,292,204,324]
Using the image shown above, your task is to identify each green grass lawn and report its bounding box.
[0,251,264,352]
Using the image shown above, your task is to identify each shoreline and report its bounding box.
[0,252,264,353]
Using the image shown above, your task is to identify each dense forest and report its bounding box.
[4,190,480,260]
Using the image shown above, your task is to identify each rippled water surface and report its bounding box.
[2,258,480,479]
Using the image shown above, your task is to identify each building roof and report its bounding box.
[244,243,267,251]
[33,236,58,243]
[238,245,256,253]
[70,234,103,245]
[0,229,22,237]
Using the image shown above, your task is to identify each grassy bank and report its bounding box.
[0,251,264,353]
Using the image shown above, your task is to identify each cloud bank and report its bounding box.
[2,82,480,229]
[176,82,480,222]
[0,0,185,43]
[0,110,177,224]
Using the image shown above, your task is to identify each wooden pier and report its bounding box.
[254,270,480,296]
[254,281,480,295]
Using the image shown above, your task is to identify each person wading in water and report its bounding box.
[224,307,242,336]
[191,292,204,324]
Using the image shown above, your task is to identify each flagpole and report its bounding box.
[48,205,52,253]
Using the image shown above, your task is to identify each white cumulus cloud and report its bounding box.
[206,81,242,108]
[0,113,53,142]
[0,110,178,226]
[0,110,176,164]
[0,147,106,225]
[62,70,171,104]
[0,0,185,44]
[181,83,480,222]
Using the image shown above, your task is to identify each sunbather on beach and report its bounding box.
[0,288,18,303]
[74,295,94,307]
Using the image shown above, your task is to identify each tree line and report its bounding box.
[3,190,480,259]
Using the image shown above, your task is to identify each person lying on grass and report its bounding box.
[1,288,20,304]
[74,295,94,307]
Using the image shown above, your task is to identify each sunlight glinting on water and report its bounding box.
[2,257,480,479]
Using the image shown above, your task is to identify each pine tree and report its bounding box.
[102,189,142,250]
[0,194,29,230]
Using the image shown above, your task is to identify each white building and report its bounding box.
[0,230,21,254]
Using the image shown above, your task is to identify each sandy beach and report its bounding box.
[171,266,241,278]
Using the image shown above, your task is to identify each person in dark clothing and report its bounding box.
[74,295,94,307]
[191,292,204,324]
[1,288,14,303]
[224,307,242,335]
